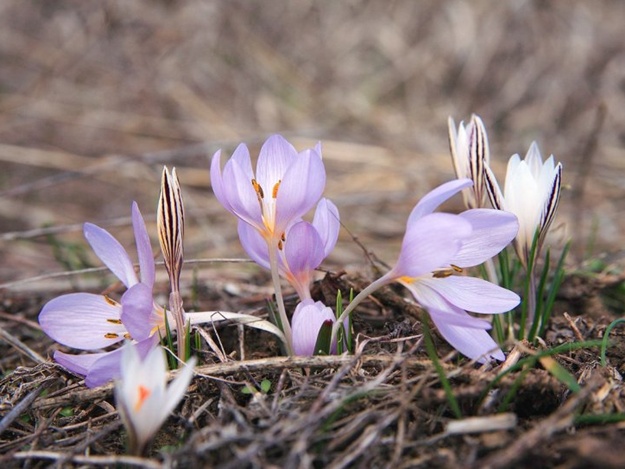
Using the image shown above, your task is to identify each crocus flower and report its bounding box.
[210,134,326,247]
[336,179,520,363]
[115,343,196,456]
[448,114,490,209]
[237,198,340,300]
[39,202,170,387]
[291,300,346,356]
[485,142,562,267]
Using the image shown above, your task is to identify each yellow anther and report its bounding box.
[107,318,123,325]
[251,179,264,199]
[272,180,281,199]
[451,264,463,273]
[104,333,119,339]
[104,295,120,307]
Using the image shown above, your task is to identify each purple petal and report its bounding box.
[291,300,336,356]
[256,135,298,191]
[84,223,138,288]
[221,154,265,232]
[312,198,340,257]
[390,213,472,279]
[430,312,505,363]
[121,283,156,342]
[407,179,473,226]
[452,209,518,267]
[54,349,109,377]
[274,148,326,235]
[87,337,158,388]
[421,276,520,314]
[210,149,231,211]
[131,202,155,287]
[285,221,325,276]
[238,221,271,270]
[403,283,493,329]
[39,293,125,349]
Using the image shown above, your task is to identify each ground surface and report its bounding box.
[1,1,625,468]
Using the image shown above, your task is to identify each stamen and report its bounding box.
[104,295,120,307]
[251,179,264,199]
[104,332,119,339]
[432,265,464,278]
[272,180,281,199]
[123,333,132,339]
[107,318,123,325]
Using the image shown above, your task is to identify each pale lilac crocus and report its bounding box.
[238,198,340,300]
[210,134,327,355]
[334,179,520,363]
[115,343,196,456]
[210,134,326,246]
[39,202,171,387]
[291,300,346,356]
[448,114,490,209]
[485,142,562,268]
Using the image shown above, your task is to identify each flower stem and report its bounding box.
[169,290,187,362]
[268,242,294,355]
[331,276,390,345]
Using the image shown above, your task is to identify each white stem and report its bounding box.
[330,276,390,345]
[268,243,294,355]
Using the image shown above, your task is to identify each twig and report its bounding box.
[10,451,162,468]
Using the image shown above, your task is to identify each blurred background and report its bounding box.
[1,0,624,291]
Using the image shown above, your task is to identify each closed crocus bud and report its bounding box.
[115,344,195,456]
[448,114,490,209]
[291,300,342,356]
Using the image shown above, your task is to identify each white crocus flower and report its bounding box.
[448,114,490,209]
[485,142,562,267]
[115,344,196,455]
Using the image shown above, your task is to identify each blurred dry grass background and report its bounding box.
[1,0,624,289]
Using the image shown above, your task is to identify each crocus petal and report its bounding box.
[421,276,520,314]
[403,283,492,329]
[484,164,505,211]
[430,312,505,363]
[54,349,108,377]
[291,300,336,356]
[312,198,340,257]
[131,202,155,287]
[407,179,473,226]
[84,223,138,288]
[256,134,298,191]
[210,149,231,211]
[452,209,518,267]
[88,337,158,388]
[237,221,271,270]
[390,213,472,279]
[274,148,326,235]
[221,155,265,231]
[284,221,325,276]
[121,283,156,341]
[39,293,125,349]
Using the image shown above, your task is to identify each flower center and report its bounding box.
[251,178,282,236]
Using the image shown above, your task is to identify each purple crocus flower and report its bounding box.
[210,134,326,246]
[237,198,340,300]
[379,179,520,362]
[291,299,345,356]
[39,202,168,387]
